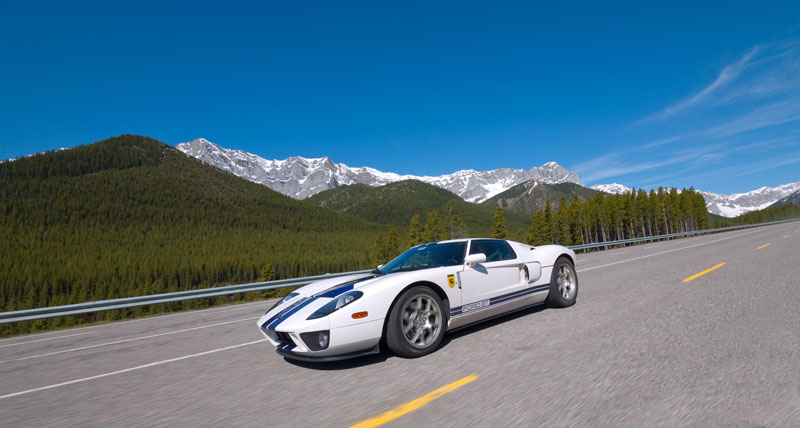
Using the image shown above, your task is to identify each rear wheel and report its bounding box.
[386,286,446,358]
[546,257,578,308]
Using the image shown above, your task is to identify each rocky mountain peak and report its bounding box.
[176,138,585,202]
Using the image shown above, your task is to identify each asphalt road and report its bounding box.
[1,222,799,427]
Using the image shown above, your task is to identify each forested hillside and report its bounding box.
[309,179,533,236]
[521,188,710,246]
[382,187,714,251]
[308,180,462,225]
[482,180,599,214]
[0,135,385,335]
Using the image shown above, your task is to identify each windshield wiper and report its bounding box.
[391,266,428,273]
[370,269,385,275]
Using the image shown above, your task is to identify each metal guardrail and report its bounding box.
[0,270,371,324]
[567,218,799,251]
[1,218,797,324]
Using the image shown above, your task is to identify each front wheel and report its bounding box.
[546,257,578,308]
[385,286,446,358]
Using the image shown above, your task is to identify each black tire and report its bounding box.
[546,257,578,308]
[385,286,446,358]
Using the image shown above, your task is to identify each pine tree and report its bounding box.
[526,210,548,246]
[422,210,442,243]
[543,199,553,243]
[386,228,400,260]
[407,214,421,247]
[372,232,387,265]
[554,196,570,245]
[491,207,508,239]
[693,191,710,230]
[257,264,276,282]
[568,195,583,245]
[441,202,466,239]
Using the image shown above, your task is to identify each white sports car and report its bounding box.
[256,238,578,361]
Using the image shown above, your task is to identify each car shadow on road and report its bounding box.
[438,303,548,349]
[286,303,550,371]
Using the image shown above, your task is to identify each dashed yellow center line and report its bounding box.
[783,234,791,239]
[757,243,771,250]
[350,375,479,428]
[683,263,726,283]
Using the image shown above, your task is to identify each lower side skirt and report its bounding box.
[447,290,549,331]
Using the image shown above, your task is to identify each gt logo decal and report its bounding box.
[447,274,456,288]
[462,299,489,313]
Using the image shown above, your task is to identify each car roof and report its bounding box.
[424,238,507,244]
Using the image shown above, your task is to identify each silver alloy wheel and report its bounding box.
[557,264,577,300]
[400,294,442,349]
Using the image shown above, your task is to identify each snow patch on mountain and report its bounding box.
[699,182,800,217]
[176,138,584,202]
[590,183,632,194]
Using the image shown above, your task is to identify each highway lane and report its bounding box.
[1,222,798,427]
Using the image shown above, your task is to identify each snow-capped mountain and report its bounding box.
[590,183,632,194]
[769,190,800,209]
[590,180,800,217]
[176,138,583,202]
[699,182,800,217]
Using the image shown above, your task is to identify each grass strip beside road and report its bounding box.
[350,374,479,428]
[683,263,726,283]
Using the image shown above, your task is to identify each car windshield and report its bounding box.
[378,241,467,274]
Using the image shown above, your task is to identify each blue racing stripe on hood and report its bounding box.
[267,296,319,329]
[262,297,308,328]
[316,283,354,298]
[264,274,379,330]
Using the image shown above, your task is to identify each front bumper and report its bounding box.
[257,317,384,359]
[276,343,381,362]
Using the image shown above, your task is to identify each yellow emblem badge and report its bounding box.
[447,274,456,288]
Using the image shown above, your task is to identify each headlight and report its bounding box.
[307,291,363,320]
[265,292,299,314]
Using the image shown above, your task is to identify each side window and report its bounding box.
[469,240,517,262]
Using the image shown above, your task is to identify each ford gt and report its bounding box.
[256,238,578,361]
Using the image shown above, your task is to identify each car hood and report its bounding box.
[293,273,378,297]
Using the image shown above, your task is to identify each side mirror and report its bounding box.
[377,264,384,269]
[465,253,486,268]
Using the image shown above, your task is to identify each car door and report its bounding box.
[459,239,522,306]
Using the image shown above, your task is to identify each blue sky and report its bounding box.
[1,1,799,194]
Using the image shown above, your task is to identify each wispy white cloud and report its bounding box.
[702,98,800,139]
[574,142,727,183]
[647,149,800,189]
[577,38,800,190]
[644,46,761,121]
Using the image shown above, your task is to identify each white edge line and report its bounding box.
[4,317,259,363]
[0,332,91,348]
[0,299,274,344]
[0,339,268,400]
